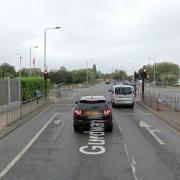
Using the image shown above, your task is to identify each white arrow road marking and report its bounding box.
[54,119,62,125]
[139,121,151,128]
[52,121,65,140]
[139,120,165,145]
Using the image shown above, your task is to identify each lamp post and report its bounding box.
[148,58,156,87]
[30,46,38,77]
[86,59,94,87]
[129,62,134,81]
[16,53,22,78]
[44,26,60,100]
[44,26,60,71]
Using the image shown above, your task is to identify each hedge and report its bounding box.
[21,77,50,101]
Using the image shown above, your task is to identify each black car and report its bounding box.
[73,96,113,132]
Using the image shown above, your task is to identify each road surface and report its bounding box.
[0,83,180,180]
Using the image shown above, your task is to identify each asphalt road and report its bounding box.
[0,83,180,180]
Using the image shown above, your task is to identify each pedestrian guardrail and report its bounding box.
[140,92,180,112]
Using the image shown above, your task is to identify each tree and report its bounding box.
[137,62,179,82]
[112,69,127,81]
[0,63,16,78]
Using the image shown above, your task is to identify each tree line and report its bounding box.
[0,61,179,85]
[137,62,179,85]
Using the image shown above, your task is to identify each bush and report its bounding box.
[21,77,50,101]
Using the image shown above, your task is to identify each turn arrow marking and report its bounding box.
[54,119,62,125]
[139,120,165,145]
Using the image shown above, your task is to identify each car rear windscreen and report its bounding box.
[115,87,132,95]
[79,100,107,110]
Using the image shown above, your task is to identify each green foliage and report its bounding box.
[160,73,177,85]
[49,67,97,84]
[111,69,127,81]
[138,62,179,82]
[0,63,16,78]
[21,77,50,101]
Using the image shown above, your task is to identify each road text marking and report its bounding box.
[79,120,105,155]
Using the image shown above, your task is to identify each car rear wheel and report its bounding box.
[112,102,115,108]
[129,103,134,109]
[107,125,113,132]
[73,124,79,132]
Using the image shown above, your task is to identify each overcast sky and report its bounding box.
[0,0,180,74]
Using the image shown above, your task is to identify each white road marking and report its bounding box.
[131,161,139,180]
[52,121,65,140]
[124,144,129,159]
[123,144,139,180]
[139,121,151,128]
[0,113,59,179]
[139,120,165,145]
[118,125,122,133]
[54,119,62,125]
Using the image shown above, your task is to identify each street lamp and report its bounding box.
[129,62,134,81]
[148,58,156,87]
[30,46,38,77]
[86,59,94,86]
[16,53,22,78]
[44,26,60,100]
[44,26,60,71]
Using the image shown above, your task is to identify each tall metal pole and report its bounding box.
[30,47,32,76]
[30,46,38,77]
[43,27,60,100]
[86,60,88,86]
[20,56,22,78]
[44,30,47,71]
[148,58,156,87]
[153,59,156,87]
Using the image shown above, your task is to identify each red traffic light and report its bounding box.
[44,70,48,79]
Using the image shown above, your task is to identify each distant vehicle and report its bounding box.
[105,78,111,84]
[109,84,135,108]
[73,96,113,132]
[156,81,165,86]
[173,79,180,86]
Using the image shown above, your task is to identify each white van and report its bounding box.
[109,84,135,108]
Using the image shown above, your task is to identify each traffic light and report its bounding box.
[44,70,48,80]
[141,66,147,79]
[143,67,147,79]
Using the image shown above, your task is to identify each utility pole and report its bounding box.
[141,66,147,101]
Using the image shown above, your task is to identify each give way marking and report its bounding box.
[139,121,165,145]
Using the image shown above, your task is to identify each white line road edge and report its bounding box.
[0,113,59,179]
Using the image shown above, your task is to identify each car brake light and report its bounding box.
[74,109,82,115]
[104,109,111,116]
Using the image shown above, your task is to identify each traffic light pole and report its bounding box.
[44,70,48,101]
[141,66,147,101]
[142,74,144,101]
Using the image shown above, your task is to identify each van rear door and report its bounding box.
[114,87,133,101]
